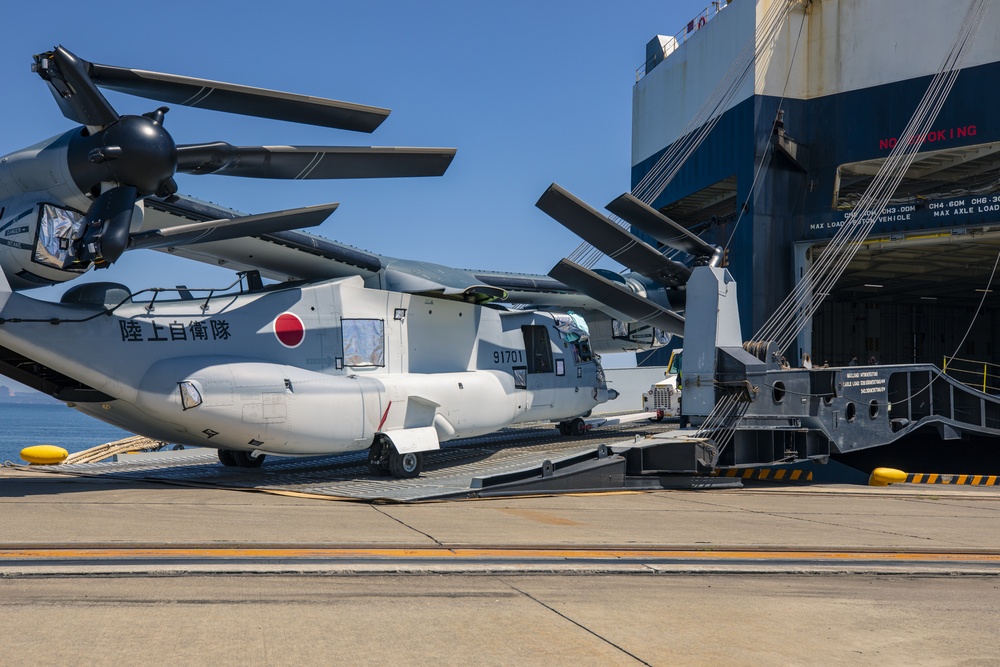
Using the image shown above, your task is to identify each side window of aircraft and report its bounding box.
[513,367,527,389]
[342,318,385,367]
[521,325,554,374]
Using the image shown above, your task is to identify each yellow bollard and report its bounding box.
[19,445,69,465]
[869,467,907,486]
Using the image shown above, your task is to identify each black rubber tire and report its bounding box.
[388,450,422,479]
[233,451,265,468]
[218,449,238,467]
[367,439,390,476]
[557,422,571,436]
[570,417,586,436]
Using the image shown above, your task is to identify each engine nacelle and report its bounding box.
[0,130,144,290]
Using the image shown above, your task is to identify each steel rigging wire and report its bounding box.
[698,0,991,452]
[752,0,992,353]
[566,0,800,270]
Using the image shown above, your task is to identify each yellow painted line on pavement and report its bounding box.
[0,547,998,563]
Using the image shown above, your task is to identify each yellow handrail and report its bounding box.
[943,355,1000,394]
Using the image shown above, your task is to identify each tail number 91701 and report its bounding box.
[493,350,525,365]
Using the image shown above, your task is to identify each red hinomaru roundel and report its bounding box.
[274,312,305,348]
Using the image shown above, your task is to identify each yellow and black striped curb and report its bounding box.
[870,467,1000,486]
[712,468,813,482]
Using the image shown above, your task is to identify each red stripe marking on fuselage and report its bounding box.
[377,401,393,431]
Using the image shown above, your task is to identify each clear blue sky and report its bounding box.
[2,0,708,297]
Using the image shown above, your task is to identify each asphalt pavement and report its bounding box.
[2,467,999,665]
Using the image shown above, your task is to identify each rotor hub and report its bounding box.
[68,114,176,197]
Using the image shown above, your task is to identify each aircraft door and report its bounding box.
[521,325,554,408]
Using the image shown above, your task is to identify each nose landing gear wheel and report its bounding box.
[218,449,237,467]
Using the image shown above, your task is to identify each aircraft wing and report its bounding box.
[130,203,339,252]
[143,195,606,309]
[143,195,384,282]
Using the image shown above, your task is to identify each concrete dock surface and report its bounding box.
[2,467,999,665]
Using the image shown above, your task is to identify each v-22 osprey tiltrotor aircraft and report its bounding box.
[0,46,718,477]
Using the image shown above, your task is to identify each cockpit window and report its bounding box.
[34,204,89,272]
[668,351,682,376]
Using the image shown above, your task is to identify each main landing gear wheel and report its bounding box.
[368,436,423,478]
[368,438,390,476]
[558,417,587,436]
[218,449,237,467]
[388,450,422,479]
[230,451,265,468]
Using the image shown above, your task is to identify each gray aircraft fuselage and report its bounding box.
[0,273,613,457]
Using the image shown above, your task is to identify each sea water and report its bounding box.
[0,402,131,464]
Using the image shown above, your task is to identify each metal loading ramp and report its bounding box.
[20,364,1000,500]
[672,362,1000,476]
[27,418,704,502]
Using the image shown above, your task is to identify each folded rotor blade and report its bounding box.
[549,259,685,337]
[87,63,390,132]
[176,144,456,179]
[129,202,338,251]
[536,184,690,287]
[33,46,119,127]
[605,193,719,260]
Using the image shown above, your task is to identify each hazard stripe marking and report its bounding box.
[712,468,813,482]
[902,473,999,486]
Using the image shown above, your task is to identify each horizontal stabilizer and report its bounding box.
[175,144,456,180]
[536,184,690,287]
[88,62,390,132]
[606,193,719,260]
[129,203,338,251]
[548,259,684,337]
